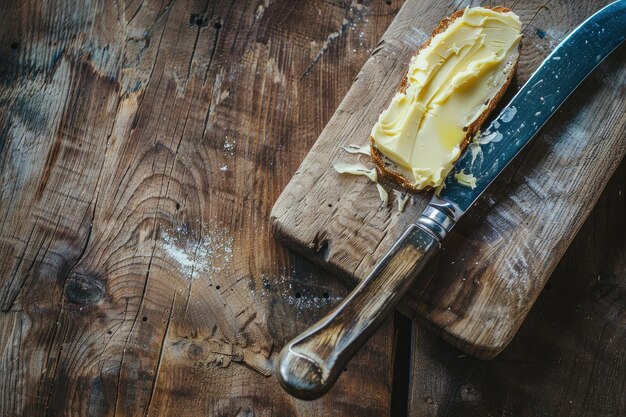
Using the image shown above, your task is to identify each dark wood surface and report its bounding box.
[410,158,626,417]
[0,0,400,415]
[0,1,624,417]
[271,0,626,358]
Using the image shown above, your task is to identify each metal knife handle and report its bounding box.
[275,222,441,400]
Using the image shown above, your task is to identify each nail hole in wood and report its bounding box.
[189,14,208,27]
[175,202,181,210]
[213,21,222,30]
[216,285,221,290]
[142,316,148,322]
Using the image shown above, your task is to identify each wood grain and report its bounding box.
[271,0,626,357]
[2,0,624,414]
[0,0,403,416]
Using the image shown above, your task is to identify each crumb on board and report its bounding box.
[394,190,411,212]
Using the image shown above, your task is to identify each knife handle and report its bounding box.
[275,223,440,400]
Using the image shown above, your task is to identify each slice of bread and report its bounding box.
[370,7,521,192]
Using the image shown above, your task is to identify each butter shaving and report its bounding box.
[474,130,502,145]
[340,144,371,156]
[333,161,391,206]
[434,181,446,196]
[376,183,389,207]
[394,191,411,212]
[333,162,378,182]
[454,170,477,189]
[469,142,481,165]
[500,105,517,123]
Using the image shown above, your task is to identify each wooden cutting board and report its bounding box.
[271,0,626,359]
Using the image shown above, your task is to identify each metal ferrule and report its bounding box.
[416,204,457,241]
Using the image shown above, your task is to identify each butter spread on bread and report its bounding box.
[370,7,521,190]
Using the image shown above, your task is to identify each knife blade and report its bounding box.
[276,0,626,401]
[425,0,626,235]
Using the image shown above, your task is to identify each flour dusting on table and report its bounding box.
[249,274,344,312]
[161,224,233,280]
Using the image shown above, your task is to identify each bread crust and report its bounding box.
[370,6,519,192]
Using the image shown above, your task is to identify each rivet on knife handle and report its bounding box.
[275,208,451,400]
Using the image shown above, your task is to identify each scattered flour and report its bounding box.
[249,274,344,312]
[347,2,371,53]
[286,294,344,309]
[310,1,372,60]
[223,137,236,155]
[161,224,233,280]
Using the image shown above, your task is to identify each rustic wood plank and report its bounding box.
[271,0,626,357]
[409,157,626,417]
[0,0,403,415]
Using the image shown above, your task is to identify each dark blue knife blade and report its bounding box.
[422,0,626,234]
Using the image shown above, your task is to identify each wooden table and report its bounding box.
[0,1,624,416]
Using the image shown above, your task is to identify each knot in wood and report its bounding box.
[187,343,204,360]
[64,273,105,305]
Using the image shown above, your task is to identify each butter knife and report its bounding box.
[276,0,626,400]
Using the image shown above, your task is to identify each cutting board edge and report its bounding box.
[271,209,358,282]
[271,207,519,358]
